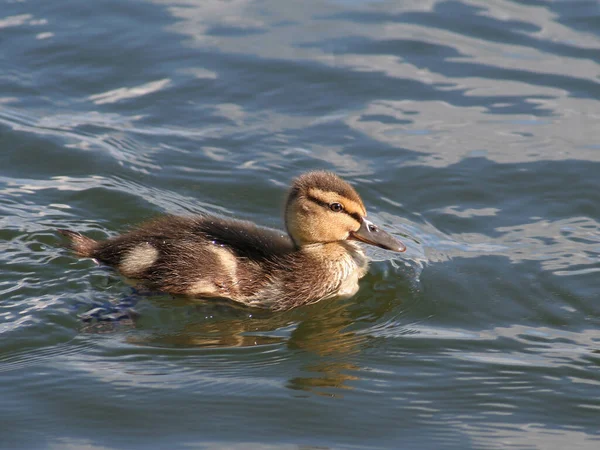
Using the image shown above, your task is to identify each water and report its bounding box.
[1,0,599,448]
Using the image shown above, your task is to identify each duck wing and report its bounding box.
[132,215,296,260]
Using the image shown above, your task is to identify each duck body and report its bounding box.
[60,171,405,310]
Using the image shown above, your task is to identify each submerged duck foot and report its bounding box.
[77,286,151,322]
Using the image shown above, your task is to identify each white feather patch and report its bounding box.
[120,242,158,276]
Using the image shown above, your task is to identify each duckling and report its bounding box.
[59,171,406,310]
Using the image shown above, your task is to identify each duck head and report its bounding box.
[284,171,406,252]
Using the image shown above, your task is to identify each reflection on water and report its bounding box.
[284,303,365,395]
[96,294,370,396]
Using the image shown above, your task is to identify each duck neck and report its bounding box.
[300,240,368,270]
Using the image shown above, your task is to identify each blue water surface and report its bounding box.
[1,1,599,449]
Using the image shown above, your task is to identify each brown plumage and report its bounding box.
[58,171,406,310]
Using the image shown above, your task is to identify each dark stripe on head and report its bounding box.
[306,193,328,209]
[346,211,362,223]
[306,194,362,224]
[290,171,364,207]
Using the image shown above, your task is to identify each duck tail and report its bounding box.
[57,229,98,257]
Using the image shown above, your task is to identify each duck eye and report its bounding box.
[329,202,344,212]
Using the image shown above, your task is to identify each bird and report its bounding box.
[59,171,406,310]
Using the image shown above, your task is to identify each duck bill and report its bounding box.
[349,218,406,252]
